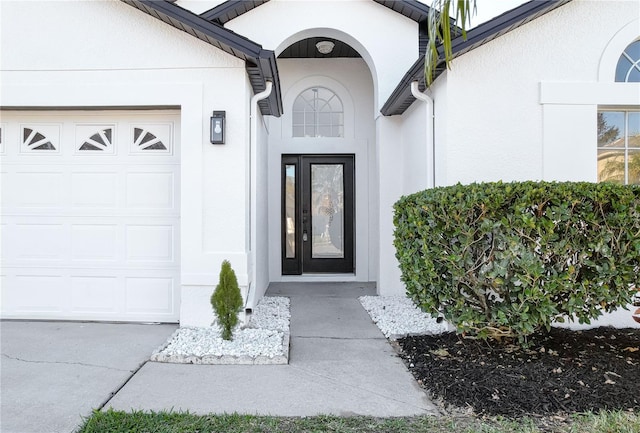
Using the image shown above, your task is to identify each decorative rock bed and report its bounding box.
[359,295,450,340]
[151,296,290,365]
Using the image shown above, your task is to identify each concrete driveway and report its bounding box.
[0,321,176,433]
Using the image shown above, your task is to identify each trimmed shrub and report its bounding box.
[211,260,243,341]
[394,181,640,344]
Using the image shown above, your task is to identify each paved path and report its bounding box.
[1,283,437,433]
[107,283,438,417]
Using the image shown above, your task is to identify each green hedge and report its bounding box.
[394,181,640,343]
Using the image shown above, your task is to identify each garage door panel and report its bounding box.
[1,111,180,322]
[125,276,175,314]
[71,224,119,261]
[126,171,175,209]
[13,171,64,207]
[13,223,67,262]
[71,172,119,207]
[11,275,66,313]
[125,225,175,262]
[70,276,118,313]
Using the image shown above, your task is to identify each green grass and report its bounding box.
[77,410,640,433]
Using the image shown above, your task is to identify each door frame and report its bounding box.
[266,71,374,283]
[281,154,355,275]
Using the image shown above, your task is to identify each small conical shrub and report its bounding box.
[211,260,243,341]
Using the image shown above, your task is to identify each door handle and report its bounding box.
[303,231,308,242]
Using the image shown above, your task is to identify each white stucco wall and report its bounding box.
[375,115,404,294]
[225,0,419,112]
[374,90,435,297]
[400,100,431,195]
[0,0,253,326]
[430,0,640,186]
[252,106,271,306]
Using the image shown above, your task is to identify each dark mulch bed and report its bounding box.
[398,327,640,418]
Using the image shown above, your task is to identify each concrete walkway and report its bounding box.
[1,283,437,433]
[107,283,438,417]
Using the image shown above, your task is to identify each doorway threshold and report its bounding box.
[279,274,358,283]
[267,281,377,297]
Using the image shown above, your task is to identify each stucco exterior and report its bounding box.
[427,0,640,185]
[225,0,419,110]
[1,0,639,329]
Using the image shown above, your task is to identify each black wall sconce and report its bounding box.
[210,111,225,144]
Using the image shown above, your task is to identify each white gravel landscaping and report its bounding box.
[359,295,451,340]
[151,296,290,365]
[151,294,449,364]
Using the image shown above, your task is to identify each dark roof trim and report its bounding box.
[381,0,573,116]
[201,1,270,25]
[380,54,426,116]
[371,0,431,22]
[120,0,282,116]
[201,0,454,26]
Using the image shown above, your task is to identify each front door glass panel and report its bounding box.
[311,164,344,258]
[284,164,296,258]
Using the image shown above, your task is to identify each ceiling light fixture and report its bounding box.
[316,41,335,55]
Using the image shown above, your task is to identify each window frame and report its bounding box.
[615,40,640,83]
[597,108,640,185]
[292,86,344,138]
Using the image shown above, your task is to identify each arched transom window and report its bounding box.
[616,40,640,82]
[292,87,344,138]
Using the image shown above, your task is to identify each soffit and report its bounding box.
[279,37,361,59]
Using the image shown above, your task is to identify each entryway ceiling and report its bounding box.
[278,37,361,59]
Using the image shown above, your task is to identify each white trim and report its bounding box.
[540,81,640,105]
[598,18,640,82]
[281,75,356,139]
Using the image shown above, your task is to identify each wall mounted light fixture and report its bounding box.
[210,111,225,144]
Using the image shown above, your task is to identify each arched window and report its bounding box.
[615,40,640,82]
[292,87,344,138]
[597,40,640,185]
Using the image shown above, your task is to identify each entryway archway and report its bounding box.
[267,33,377,283]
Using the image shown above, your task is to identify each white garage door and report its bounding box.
[1,110,180,322]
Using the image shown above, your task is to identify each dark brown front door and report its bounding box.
[282,155,354,275]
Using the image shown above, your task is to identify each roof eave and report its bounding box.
[120,0,282,116]
[381,0,573,116]
[201,0,270,25]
